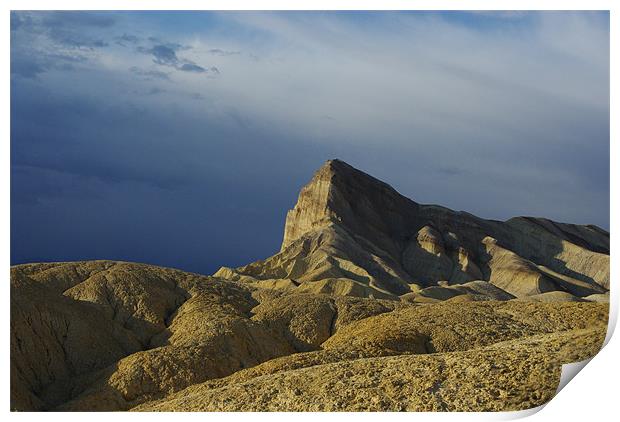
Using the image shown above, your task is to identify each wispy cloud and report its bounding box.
[129,66,171,81]
[178,62,206,73]
[115,33,140,46]
[137,42,216,74]
[208,48,240,56]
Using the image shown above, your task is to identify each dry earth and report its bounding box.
[11,260,608,411]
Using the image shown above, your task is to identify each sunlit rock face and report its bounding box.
[219,159,609,299]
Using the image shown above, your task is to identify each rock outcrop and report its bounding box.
[216,159,609,301]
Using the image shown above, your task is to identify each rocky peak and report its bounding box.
[281,159,420,252]
[243,159,610,298]
[280,160,339,251]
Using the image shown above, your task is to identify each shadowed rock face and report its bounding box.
[217,159,609,300]
[10,160,610,412]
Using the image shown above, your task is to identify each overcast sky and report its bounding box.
[10,11,610,274]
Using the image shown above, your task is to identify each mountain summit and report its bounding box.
[216,159,609,300]
[281,159,420,253]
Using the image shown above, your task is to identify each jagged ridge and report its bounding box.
[216,159,609,300]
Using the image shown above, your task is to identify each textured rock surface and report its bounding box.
[217,160,609,300]
[134,302,607,412]
[10,159,610,412]
[11,260,609,412]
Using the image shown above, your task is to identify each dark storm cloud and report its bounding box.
[11,165,106,205]
[11,74,333,273]
[10,84,178,188]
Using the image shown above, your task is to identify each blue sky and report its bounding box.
[10,11,610,274]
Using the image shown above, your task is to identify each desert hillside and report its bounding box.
[217,160,609,300]
[10,160,610,411]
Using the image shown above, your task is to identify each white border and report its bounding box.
[2,0,616,420]
[0,0,617,11]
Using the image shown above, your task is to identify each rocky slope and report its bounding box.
[10,261,608,411]
[10,159,610,412]
[216,159,609,301]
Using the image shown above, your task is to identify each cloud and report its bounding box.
[28,11,115,49]
[41,11,117,28]
[10,56,46,78]
[146,87,166,95]
[10,51,88,78]
[48,30,109,48]
[129,66,171,81]
[149,44,180,66]
[179,63,206,73]
[10,11,32,32]
[11,88,187,191]
[115,33,140,46]
[208,48,240,56]
[130,87,166,96]
[139,43,215,74]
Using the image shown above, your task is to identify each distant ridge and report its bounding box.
[216,159,609,299]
